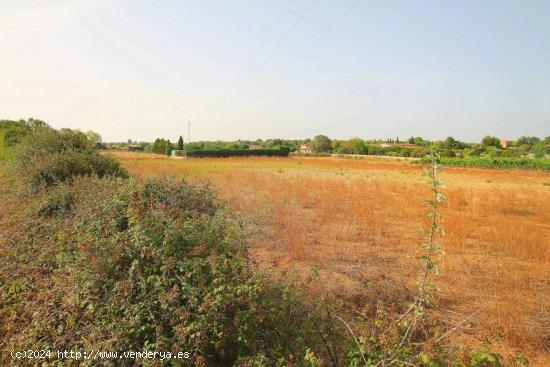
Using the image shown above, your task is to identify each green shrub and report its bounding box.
[80,178,313,363]
[1,176,325,366]
[0,119,35,147]
[15,127,127,190]
[469,348,504,367]
[412,156,550,170]
[37,186,75,217]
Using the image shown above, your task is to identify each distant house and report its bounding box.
[500,139,513,148]
[298,144,311,153]
[248,144,263,150]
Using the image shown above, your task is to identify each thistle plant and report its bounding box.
[393,151,447,346]
[416,151,446,311]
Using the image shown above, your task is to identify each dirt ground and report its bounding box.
[111,151,550,365]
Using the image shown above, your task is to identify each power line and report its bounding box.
[231,0,316,102]
[221,0,360,134]
[222,0,362,133]
[229,0,294,94]
[278,0,362,79]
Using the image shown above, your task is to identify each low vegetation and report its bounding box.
[14,126,127,190]
[413,156,550,170]
[1,123,541,366]
[2,174,333,365]
[1,126,326,365]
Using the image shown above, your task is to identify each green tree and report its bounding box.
[481,135,500,147]
[331,140,343,152]
[27,118,48,129]
[85,130,102,147]
[516,136,540,146]
[264,139,283,149]
[409,136,430,147]
[439,136,466,150]
[344,137,367,154]
[165,140,171,156]
[310,135,332,153]
[177,135,184,150]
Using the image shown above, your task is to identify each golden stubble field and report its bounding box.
[110,151,550,364]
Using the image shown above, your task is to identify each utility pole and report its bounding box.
[187,121,191,143]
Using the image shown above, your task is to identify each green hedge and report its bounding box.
[289,152,331,157]
[413,156,550,170]
[186,148,290,158]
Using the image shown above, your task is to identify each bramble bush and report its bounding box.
[14,126,127,190]
[1,175,332,366]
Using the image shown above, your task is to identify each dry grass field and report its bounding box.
[111,151,550,364]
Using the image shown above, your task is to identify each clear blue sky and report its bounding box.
[1,0,549,142]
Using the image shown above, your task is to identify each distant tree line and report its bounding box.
[4,119,548,159]
[132,138,304,156]
[305,134,550,159]
[130,133,549,159]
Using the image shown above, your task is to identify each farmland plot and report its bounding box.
[111,151,550,365]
